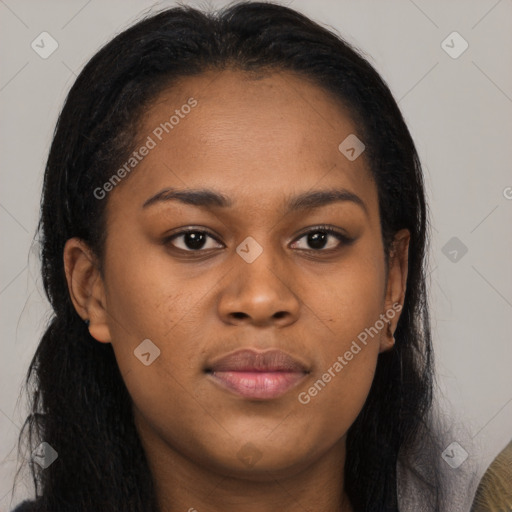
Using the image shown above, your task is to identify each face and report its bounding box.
[65,69,408,481]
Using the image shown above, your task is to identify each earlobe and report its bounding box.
[380,229,410,353]
[379,320,396,353]
[63,238,112,344]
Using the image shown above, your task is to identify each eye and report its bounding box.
[164,225,352,254]
[290,225,353,251]
[165,228,224,252]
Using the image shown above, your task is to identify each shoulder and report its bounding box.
[11,500,38,512]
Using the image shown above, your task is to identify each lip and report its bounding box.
[205,349,309,400]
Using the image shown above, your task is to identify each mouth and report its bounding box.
[205,348,310,400]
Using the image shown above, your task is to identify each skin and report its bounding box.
[64,69,409,512]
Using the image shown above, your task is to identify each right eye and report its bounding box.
[164,228,224,252]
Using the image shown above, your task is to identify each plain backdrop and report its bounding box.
[1,0,511,510]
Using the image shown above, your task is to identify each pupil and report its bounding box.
[308,231,327,249]
[183,231,329,250]
[185,232,206,250]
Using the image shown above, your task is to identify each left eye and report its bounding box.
[291,227,350,251]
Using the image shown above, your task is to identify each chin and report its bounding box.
[193,435,321,481]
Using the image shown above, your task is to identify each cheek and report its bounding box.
[295,346,378,443]
[101,249,209,451]
[317,242,387,344]
[298,243,386,433]
[101,241,210,390]
[294,277,385,450]
[103,238,199,338]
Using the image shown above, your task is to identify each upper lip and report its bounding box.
[206,349,310,373]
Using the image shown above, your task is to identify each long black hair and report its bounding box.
[14,2,445,510]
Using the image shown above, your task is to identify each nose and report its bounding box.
[217,248,301,328]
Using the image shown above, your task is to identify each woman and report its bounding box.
[11,2,453,510]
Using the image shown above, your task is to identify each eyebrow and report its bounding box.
[142,187,368,215]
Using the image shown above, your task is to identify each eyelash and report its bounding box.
[164,224,353,255]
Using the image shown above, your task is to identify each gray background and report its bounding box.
[1,0,511,509]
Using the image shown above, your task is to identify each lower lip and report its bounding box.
[208,371,307,400]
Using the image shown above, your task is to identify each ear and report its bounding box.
[379,228,410,353]
[63,238,112,344]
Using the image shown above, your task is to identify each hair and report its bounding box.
[13,2,445,511]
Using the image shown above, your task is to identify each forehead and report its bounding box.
[108,69,377,219]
